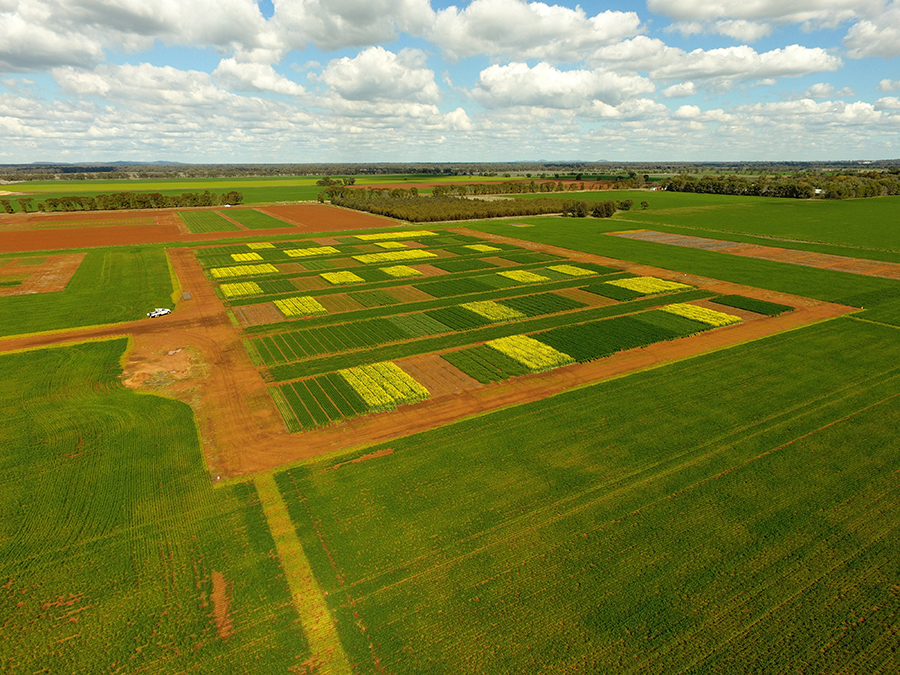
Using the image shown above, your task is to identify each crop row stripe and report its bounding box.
[662,303,742,327]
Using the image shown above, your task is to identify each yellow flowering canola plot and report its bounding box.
[498,269,550,283]
[380,265,423,278]
[232,252,263,262]
[220,281,263,298]
[461,300,525,322]
[486,335,574,372]
[375,241,407,249]
[284,246,339,258]
[321,271,364,285]
[210,263,279,278]
[547,264,596,277]
[339,361,430,412]
[353,250,438,264]
[274,296,328,317]
[662,303,742,327]
[464,244,500,252]
[605,276,692,294]
[356,230,437,241]
[247,242,275,249]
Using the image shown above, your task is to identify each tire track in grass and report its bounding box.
[254,473,352,675]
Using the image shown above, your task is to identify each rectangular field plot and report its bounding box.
[225,209,293,229]
[178,210,242,233]
[711,294,794,316]
[275,362,430,429]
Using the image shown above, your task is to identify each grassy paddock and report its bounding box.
[0,339,305,671]
[0,247,173,337]
[275,317,900,673]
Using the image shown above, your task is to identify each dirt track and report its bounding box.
[0,230,859,479]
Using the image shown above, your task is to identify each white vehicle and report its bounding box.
[147,308,172,318]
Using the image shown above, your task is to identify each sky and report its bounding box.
[1,0,900,163]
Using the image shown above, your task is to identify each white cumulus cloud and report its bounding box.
[213,59,305,96]
[471,62,654,109]
[274,0,435,51]
[430,0,642,62]
[318,47,440,104]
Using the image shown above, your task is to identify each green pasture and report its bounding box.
[0,247,174,338]
[0,339,306,672]
[275,317,900,673]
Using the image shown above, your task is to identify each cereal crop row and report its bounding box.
[711,294,794,316]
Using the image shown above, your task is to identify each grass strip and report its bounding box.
[253,474,352,674]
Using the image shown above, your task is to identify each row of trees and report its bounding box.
[660,172,900,199]
[1,190,243,213]
[323,187,626,222]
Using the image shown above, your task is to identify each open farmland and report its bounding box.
[0,193,898,672]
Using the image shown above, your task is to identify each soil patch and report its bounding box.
[0,253,85,297]
[210,571,233,640]
[233,304,285,328]
[396,353,483,397]
[322,448,394,473]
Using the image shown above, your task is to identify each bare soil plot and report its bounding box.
[387,285,435,302]
[0,253,85,297]
[258,204,398,232]
[609,229,900,280]
[233,303,285,327]
[317,293,365,313]
[396,353,483,397]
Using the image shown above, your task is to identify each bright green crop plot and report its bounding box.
[0,339,306,672]
[0,247,173,337]
[177,210,242,233]
[275,317,900,673]
[223,208,294,229]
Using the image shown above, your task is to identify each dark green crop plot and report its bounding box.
[711,294,794,316]
[415,276,496,298]
[441,344,531,383]
[425,305,492,330]
[274,318,900,674]
[536,312,698,362]
[429,258,497,272]
[0,339,305,671]
[224,209,294,229]
[502,291,586,316]
[354,289,401,308]
[177,210,243,233]
[582,279,643,301]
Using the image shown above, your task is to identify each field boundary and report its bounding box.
[254,473,352,675]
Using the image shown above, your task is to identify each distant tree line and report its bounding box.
[322,186,626,222]
[0,190,243,214]
[661,171,900,199]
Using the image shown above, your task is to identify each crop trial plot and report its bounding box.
[190,228,842,444]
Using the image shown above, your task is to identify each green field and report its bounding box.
[0,339,306,672]
[0,247,174,337]
[274,317,900,673]
[178,210,242,233]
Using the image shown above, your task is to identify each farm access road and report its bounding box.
[0,232,858,480]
